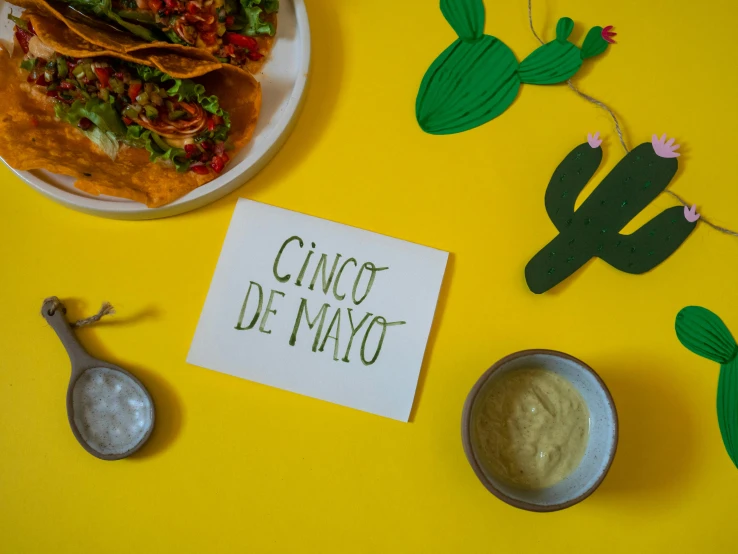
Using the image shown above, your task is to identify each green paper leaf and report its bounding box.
[581,26,608,59]
[675,306,738,468]
[416,37,519,135]
[676,306,737,364]
[555,17,574,42]
[440,0,485,41]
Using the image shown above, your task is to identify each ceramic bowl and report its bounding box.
[461,349,618,512]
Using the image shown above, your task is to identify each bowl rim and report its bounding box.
[460,348,619,513]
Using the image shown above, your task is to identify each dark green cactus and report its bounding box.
[416,0,615,135]
[675,306,738,469]
[525,133,699,293]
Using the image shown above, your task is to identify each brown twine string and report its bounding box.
[43,296,115,327]
[527,0,738,238]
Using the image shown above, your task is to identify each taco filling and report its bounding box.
[12,16,233,175]
[57,0,277,65]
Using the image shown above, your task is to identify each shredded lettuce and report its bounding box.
[60,0,160,41]
[131,64,231,136]
[54,102,123,160]
[82,127,120,160]
[125,125,190,172]
[239,0,276,36]
[59,98,127,136]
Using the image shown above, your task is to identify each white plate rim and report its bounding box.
[0,0,311,220]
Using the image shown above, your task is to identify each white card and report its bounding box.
[187,199,448,421]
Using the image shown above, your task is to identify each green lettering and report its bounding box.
[332,258,357,301]
[295,242,316,287]
[318,308,342,361]
[342,308,372,363]
[234,281,264,330]
[309,253,342,294]
[289,298,330,351]
[273,236,303,283]
[259,289,286,334]
[360,316,406,366]
[352,262,388,305]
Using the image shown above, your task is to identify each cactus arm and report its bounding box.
[581,27,609,59]
[598,206,697,274]
[578,142,679,229]
[675,307,738,468]
[416,37,520,135]
[545,139,603,231]
[525,230,595,294]
[556,17,575,42]
[440,0,485,41]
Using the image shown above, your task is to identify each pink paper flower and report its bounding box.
[652,134,681,158]
[684,204,700,223]
[587,131,602,148]
[601,25,617,44]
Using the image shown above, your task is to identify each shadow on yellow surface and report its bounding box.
[61,297,183,460]
[592,353,698,506]
[410,253,455,422]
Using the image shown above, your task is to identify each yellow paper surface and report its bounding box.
[2,0,738,551]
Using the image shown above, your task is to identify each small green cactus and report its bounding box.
[525,133,699,293]
[675,306,738,469]
[416,0,615,135]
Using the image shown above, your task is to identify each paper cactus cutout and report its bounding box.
[416,0,614,135]
[652,133,681,158]
[525,134,698,293]
[684,205,700,222]
[675,306,738,468]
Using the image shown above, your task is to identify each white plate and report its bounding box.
[0,0,310,219]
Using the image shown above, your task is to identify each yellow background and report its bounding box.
[2,0,738,551]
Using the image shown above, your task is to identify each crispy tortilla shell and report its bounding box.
[0,28,261,207]
[12,0,275,72]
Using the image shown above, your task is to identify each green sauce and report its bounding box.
[474,368,590,489]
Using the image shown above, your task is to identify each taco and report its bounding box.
[9,0,277,71]
[0,13,261,207]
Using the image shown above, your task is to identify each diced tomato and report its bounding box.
[122,116,133,125]
[184,144,199,159]
[35,74,47,86]
[210,154,226,174]
[46,90,59,98]
[201,31,217,46]
[128,82,142,101]
[225,15,235,26]
[94,67,113,88]
[246,50,264,61]
[114,71,124,79]
[223,33,258,51]
[77,118,92,131]
[211,114,223,125]
[14,27,33,54]
[60,82,75,90]
[149,0,163,11]
[30,116,38,127]
[207,117,216,131]
[36,58,47,67]
[200,140,212,151]
[191,164,209,175]
[222,44,236,57]
[186,1,198,14]
[163,0,177,7]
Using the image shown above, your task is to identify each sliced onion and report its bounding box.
[28,37,56,60]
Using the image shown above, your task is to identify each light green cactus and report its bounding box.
[416,0,615,135]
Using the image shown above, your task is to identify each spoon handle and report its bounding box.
[41,298,97,374]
